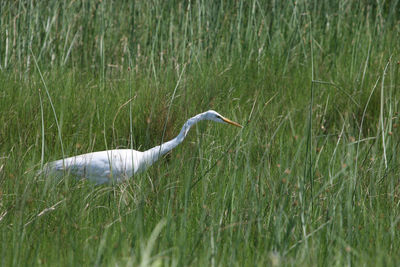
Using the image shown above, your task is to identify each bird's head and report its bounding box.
[203,110,243,128]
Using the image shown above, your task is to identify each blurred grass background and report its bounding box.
[0,0,400,266]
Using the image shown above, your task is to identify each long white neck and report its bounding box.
[141,112,206,167]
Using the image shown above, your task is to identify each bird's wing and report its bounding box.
[48,152,110,183]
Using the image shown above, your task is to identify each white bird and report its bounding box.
[44,110,242,184]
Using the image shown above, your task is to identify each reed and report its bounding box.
[0,0,399,265]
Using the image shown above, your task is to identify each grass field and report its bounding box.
[1,0,400,266]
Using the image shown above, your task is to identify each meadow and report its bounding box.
[0,0,400,266]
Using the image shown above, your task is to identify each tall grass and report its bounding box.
[0,0,400,266]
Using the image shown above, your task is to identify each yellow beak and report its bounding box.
[221,117,243,128]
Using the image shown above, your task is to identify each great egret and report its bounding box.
[44,110,242,184]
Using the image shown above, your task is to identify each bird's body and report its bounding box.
[43,110,242,184]
[47,149,144,184]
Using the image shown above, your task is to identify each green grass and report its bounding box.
[1,0,400,266]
